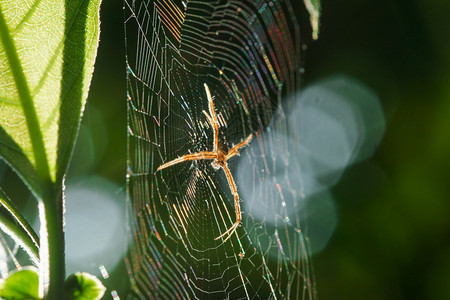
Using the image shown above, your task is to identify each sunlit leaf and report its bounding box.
[0,267,40,300]
[0,0,102,198]
[64,272,106,300]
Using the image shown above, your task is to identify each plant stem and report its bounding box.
[41,184,65,300]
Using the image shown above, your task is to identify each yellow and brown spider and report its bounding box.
[157,83,253,242]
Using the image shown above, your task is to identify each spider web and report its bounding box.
[124,0,315,298]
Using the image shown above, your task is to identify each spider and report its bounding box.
[157,83,253,242]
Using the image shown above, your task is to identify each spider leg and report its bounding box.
[215,163,242,242]
[157,151,217,171]
[204,83,219,153]
[202,110,214,127]
[215,222,240,243]
[226,133,253,160]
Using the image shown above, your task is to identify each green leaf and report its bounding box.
[0,267,40,300]
[304,0,321,40]
[0,0,102,198]
[0,188,39,264]
[64,272,106,300]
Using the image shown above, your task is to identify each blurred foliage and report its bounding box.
[304,0,450,299]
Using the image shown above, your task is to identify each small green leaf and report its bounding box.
[304,0,321,40]
[0,0,102,198]
[64,272,106,300]
[0,267,40,300]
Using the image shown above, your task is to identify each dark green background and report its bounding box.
[77,0,450,298]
